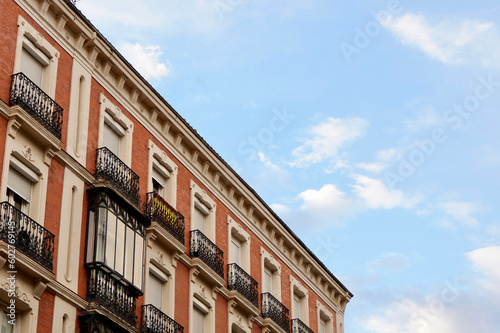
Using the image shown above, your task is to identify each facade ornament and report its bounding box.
[22,145,35,162]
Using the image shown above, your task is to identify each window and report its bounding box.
[190,181,216,240]
[148,141,178,207]
[316,301,334,333]
[102,120,122,156]
[14,17,59,97]
[261,248,281,299]
[193,202,208,233]
[230,237,241,266]
[148,272,164,310]
[193,303,207,333]
[86,191,146,290]
[227,217,251,271]
[290,276,309,324]
[7,168,32,214]
[1,310,14,333]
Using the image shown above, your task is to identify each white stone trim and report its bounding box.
[148,140,178,208]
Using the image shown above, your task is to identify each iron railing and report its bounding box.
[292,319,314,333]
[9,72,63,139]
[86,266,138,326]
[145,192,185,244]
[95,147,140,206]
[189,230,224,278]
[0,201,54,271]
[141,304,183,333]
[262,293,290,333]
[228,263,259,308]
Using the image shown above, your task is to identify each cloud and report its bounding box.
[404,106,442,132]
[119,43,170,81]
[382,13,497,65]
[355,148,400,174]
[467,246,500,293]
[290,117,369,167]
[440,200,482,227]
[367,252,410,273]
[351,174,406,209]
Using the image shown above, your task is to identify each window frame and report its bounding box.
[227,217,251,272]
[260,247,282,300]
[290,275,309,324]
[316,301,334,333]
[148,140,178,208]
[190,181,216,241]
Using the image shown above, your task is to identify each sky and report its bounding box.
[76,0,500,332]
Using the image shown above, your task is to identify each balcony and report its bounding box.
[141,304,183,333]
[228,263,259,308]
[262,293,290,333]
[189,230,224,278]
[9,72,63,139]
[86,266,139,326]
[291,319,314,333]
[95,147,140,206]
[145,192,185,244]
[0,201,54,271]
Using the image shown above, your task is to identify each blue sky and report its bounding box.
[77,0,500,331]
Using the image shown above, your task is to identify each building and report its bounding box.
[0,0,353,332]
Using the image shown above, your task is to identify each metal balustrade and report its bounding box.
[0,201,55,271]
[262,292,290,333]
[86,266,138,326]
[145,192,185,244]
[95,147,140,206]
[228,263,259,308]
[292,318,314,333]
[189,230,224,278]
[141,304,184,333]
[9,72,63,139]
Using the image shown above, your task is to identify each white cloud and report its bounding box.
[440,200,482,227]
[290,117,369,167]
[367,252,410,273]
[355,162,386,174]
[355,148,400,174]
[119,43,170,81]
[467,246,500,293]
[382,13,497,65]
[404,106,442,132]
[351,174,405,209]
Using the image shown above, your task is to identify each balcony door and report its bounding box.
[21,45,46,87]
[230,237,242,266]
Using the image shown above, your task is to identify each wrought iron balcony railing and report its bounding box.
[95,147,140,206]
[262,292,290,333]
[228,263,259,308]
[86,266,139,326]
[189,230,224,278]
[0,201,55,271]
[9,72,63,139]
[141,304,183,333]
[291,319,314,333]
[145,192,185,244]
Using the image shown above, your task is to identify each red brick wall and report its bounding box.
[37,291,55,332]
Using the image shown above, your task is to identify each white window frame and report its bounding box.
[13,16,59,98]
[97,93,134,165]
[290,276,309,324]
[190,181,216,240]
[260,247,281,300]
[191,295,212,333]
[148,140,178,207]
[147,264,170,313]
[316,301,334,333]
[227,217,250,272]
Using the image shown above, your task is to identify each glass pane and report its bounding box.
[86,210,95,263]
[115,219,125,276]
[148,273,163,309]
[21,47,43,86]
[95,208,107,263]
[105,213,117,269]
[134,236,144,289]
[124,226,135,282]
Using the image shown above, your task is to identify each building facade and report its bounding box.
[0,0,353,332]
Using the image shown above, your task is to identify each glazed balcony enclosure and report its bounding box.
[9,72,63,139]
[189,229,224,278]
[0,201,55,271]
[95,147,140,206]
[262,292,291,333]
[228,263,259,308]
[145,191,185,244]
[291,318,314,333]
[141,304,184,333]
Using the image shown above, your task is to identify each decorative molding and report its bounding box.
[33,280,47,300]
